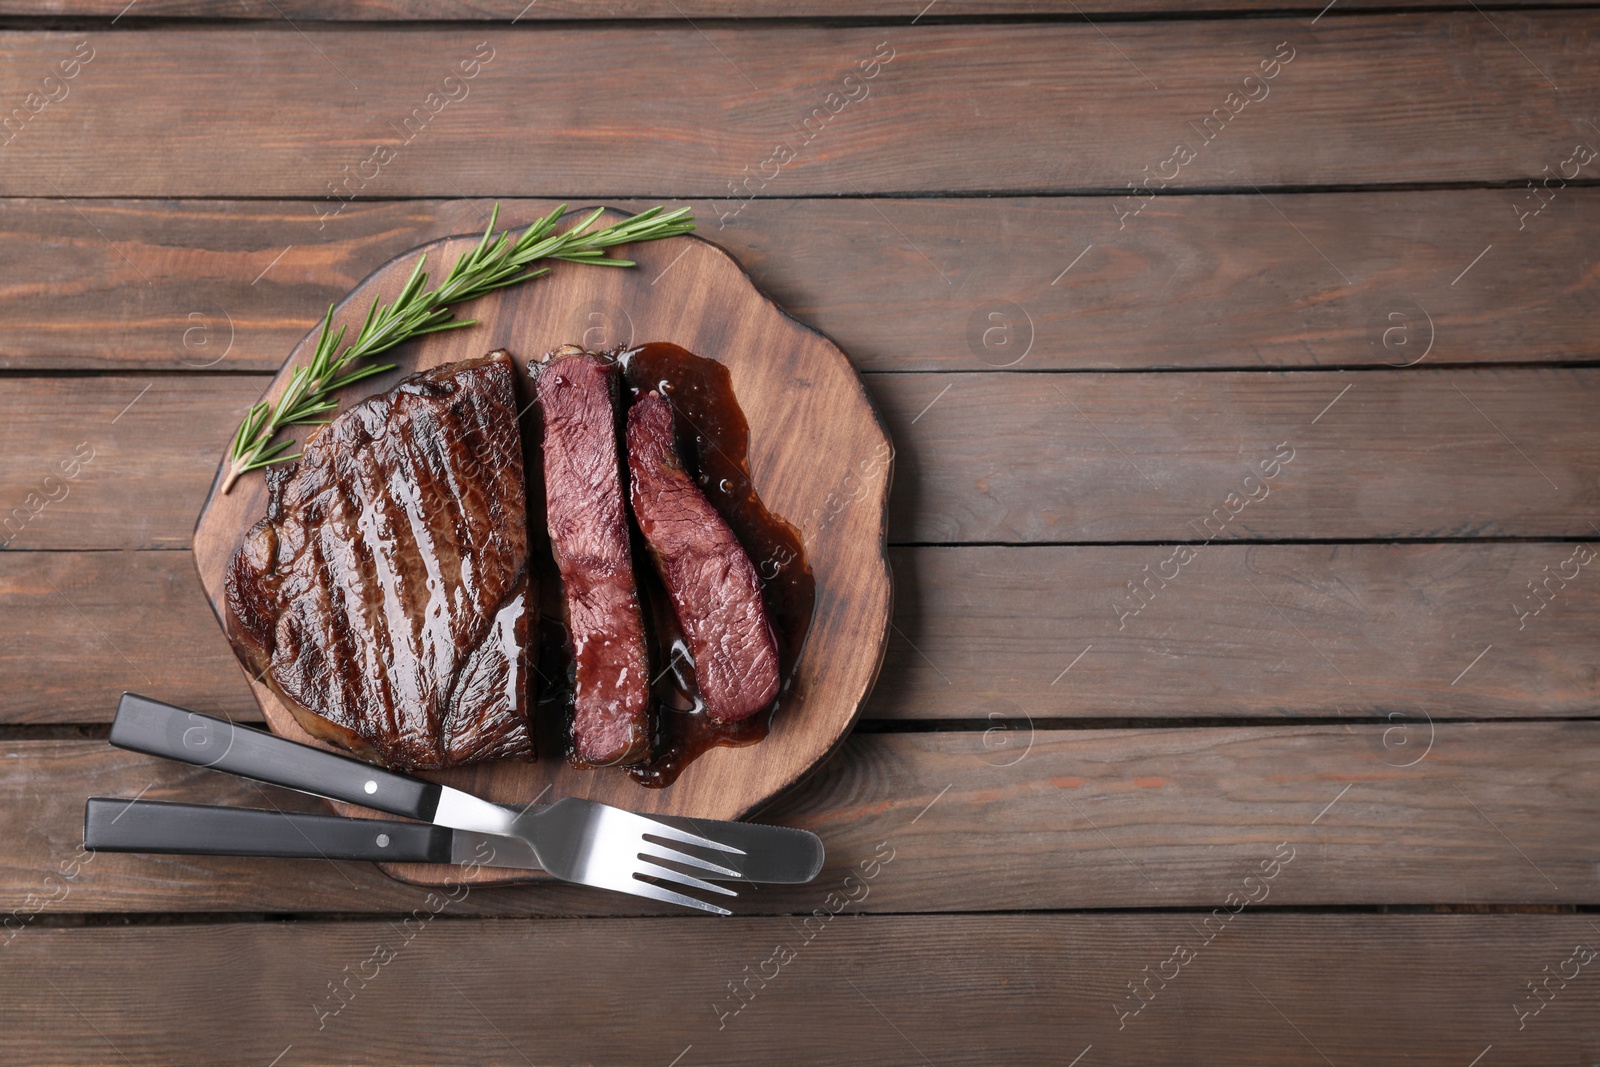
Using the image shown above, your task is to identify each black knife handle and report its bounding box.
[84,798,454,863]
[110,693,441,822]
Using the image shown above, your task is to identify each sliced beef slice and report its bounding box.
[534,348,652,766]
[626,391,779,723]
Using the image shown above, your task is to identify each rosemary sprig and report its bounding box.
[222,202,695,493]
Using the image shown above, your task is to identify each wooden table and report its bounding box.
[1,2,1597,1063]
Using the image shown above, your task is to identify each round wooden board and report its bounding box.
[192,209,894,888]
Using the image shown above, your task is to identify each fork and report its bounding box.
[108,693,748,914]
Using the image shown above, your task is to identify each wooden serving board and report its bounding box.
[192,209,894,887]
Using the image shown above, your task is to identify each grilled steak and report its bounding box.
[626,391,780,723]
[534,347,652,766]
[225,350,535,770]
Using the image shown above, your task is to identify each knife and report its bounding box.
[108,693,823,884]
[84,797,818,885]
[84,797,575,873]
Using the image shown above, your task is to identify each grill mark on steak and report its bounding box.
[626,391,780,723]
[225,350,534,770]
[533,346,652,767]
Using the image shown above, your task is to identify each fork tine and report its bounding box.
[539,798,752,913]
[632,818,745,855]
[564,798,745,855]
[638,841,742,879]
[624,877,734,916]
[636,856,739,897]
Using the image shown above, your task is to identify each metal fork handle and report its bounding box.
[85,798,453,863]
[110,693,442,822]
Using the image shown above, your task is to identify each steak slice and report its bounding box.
[225,350,535,770]
[534,347,652,766]
[626,391,780,723]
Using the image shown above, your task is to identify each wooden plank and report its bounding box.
[0,375,237,552]
[0,17,1595,197]
[885,368,1600,543]
[5,724,1599,913]
[2,369,1594,550]
[0,550,258,721]
[6,193,1598,375]
[0,914,1594,1064]
[3,544,1594,723]
[1,0,1590,18]
[877,542,1600,719]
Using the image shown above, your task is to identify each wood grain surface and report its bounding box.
[1,0,1591,17]
[1,915,1596,1065]
[0,17,1595,197]
[4,368,1594,549]
[1,1,1596,1060]
[5,723,1598,914]
[6,194,1598,375]
[3,543,1595,723]
[190,215,893,886]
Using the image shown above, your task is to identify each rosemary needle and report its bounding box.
[222,202,694,494]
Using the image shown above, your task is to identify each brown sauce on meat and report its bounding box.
[531,342,819,783]
[626,562,769,787]
[529,342,814,785]
[619,342,815,786]
[617,345,813,664]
